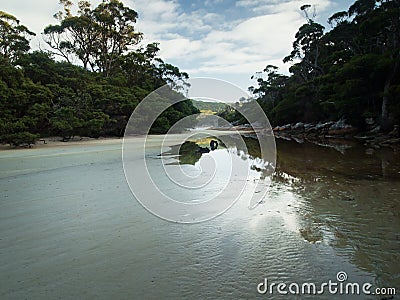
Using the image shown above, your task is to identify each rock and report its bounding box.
[328,118,357,136]
[305,125,317,132]
[292,122,304,130]
[280,124,291,131]
[342,196,355,201]
[197,147,210,153]
[304,123,314,129]
[315,121,335,130]
[329,119,351,131]
[210,140,218,150]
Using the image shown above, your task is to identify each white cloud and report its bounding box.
[0,0,338,90]
[159,37,202,59]
[128,0,336,90]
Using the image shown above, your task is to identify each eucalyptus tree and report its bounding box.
[347,0,400,129]
[0,11,35,62]
[43,0,143,77]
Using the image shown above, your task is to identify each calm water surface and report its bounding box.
[0,135,399,299]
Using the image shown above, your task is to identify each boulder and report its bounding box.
[328,119,356,136]
[329,119,351,131]
[315,121,334,130]
[292,122,304,130]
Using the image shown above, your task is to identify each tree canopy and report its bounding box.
[0,1,198,146]
[246,0,400,131]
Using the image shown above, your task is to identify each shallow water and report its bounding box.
[0,135,399,299]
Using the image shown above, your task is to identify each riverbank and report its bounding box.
[0,136,123,151]
[273,120,400,151]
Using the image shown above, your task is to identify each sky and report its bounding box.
[0,0,354,91]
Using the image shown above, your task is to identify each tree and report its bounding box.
[283,20,325,81]
[43,0,143,76]
[347,0,400,130]
[0,11,35,62]
[250,65,288,109]
[243,0,400,130]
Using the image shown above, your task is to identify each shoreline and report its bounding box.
[2,122,399,152]
[272,121,400,150]
[0,136,123,151]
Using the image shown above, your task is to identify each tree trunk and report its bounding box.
[381,81,390,131]
[381,51,400,131]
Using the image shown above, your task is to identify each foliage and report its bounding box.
[0,11,35,62]
[191,100,228,114]
[245,0,400,131]
[0,2,198,146]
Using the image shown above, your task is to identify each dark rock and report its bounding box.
[305,126,317,133]
[315,121,334,130]
[304,123,314,129]
[342,196,355,201]
[292,122,304,130]
[280,124,291,131]
[329,119,351,130]
[197,147,210,153]
[210,140,218,150]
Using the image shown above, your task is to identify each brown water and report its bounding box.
[274,139,400,291]
[0,135,399,299]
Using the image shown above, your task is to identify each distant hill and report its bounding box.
[192,100,228,114]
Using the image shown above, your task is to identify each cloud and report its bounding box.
[129,0,335,91]
[236,0,332,15]
[0,0,337,90]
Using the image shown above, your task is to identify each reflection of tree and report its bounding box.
[165,135,275,181]
[161,140,215,166]
[178,141,202,165]
[275,139,400,289]
[275,139,400,182]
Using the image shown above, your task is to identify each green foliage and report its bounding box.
[0,7,198,146]
[0,11,35,62]
[247,0,400,130]
[191,100,227,114]
[1,132,39,147]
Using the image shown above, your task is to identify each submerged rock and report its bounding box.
[197,147,210,153]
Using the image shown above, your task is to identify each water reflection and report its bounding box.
[273,139,400,290]
[165,135,400,290]
[161,135,274,179]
